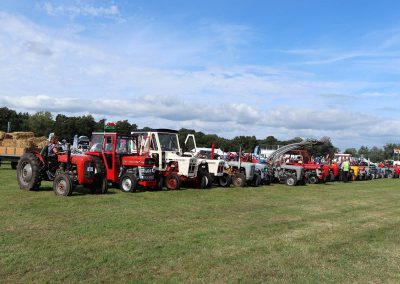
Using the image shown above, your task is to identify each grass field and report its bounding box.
[1,165,400,283]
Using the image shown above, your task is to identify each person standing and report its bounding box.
[341,158,350,182]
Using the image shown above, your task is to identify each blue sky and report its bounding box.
[1,0,400,150]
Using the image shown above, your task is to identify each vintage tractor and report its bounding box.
[321,164,339,182]
[17,144,106,196]
[88,133,158,193]
[224,160,260,187]
[183,134,227,186]
[265,140,324,186]
[282,149,325,184]
[131,129,211,190]
[17,132,158,196]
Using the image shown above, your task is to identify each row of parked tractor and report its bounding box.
[15,129,398,196]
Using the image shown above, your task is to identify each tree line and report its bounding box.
[343,145,400,163]
[4,106,398,161]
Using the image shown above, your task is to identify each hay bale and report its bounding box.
[0,131,5,140]
[10,132,34,139]
[2,139,16,147]
[31,137,48,148]
[16,139,34,148]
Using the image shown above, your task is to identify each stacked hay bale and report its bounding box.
[0,131,48,149]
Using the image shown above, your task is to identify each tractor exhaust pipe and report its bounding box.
[211,140,215,160]
[66,143,71,171]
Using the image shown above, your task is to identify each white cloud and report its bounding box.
[0,11,400,149]
[42,2,120,18]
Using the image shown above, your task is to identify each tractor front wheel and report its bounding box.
[308,174,318,184]
[232,173,246,187]
[53,173,73,196]
[165,173,181,190]
[285,174,297,186]
[120,173,137,193]
[218,173,232,187]
[199,172,212,189]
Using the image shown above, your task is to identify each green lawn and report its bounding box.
[1,165,400,283]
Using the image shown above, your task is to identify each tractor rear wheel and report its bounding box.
[165,173,181,190]
[218,173,232,187]
[232,173,246,187]
[53,173,73,196]
[17,152,42,191]
[120,173,138,193]
[285,174,297,186]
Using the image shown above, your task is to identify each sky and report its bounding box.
[1,0,400,150]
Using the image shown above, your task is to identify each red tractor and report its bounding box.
[17,133,157,196]
[283,149,327,184]
[322,164,339,181]
[88,133,158,192]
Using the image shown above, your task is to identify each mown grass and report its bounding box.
[1,164,400,283]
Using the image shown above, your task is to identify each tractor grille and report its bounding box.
[188,159,197,176]
[138,166,155,180]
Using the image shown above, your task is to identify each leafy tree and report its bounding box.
[94,119,106,132]
[358,146,369,158]
[0,107,29,132]
[115,120,138,133]
[344,148,357,156]
[368,146,384,162]
[28,111,54,137]
[309,137,338,157]
[383,143,400,160]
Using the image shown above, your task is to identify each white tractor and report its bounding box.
[131,129,212,190]
[184,134,228,187]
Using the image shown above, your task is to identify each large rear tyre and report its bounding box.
[120,173,138,193]
[53,173,73,196]
[17,152,42,191]
[165,173,181,190]
[218,173,232,187]
[232,173,246,187]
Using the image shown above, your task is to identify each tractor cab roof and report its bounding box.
[134,129,178,134]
